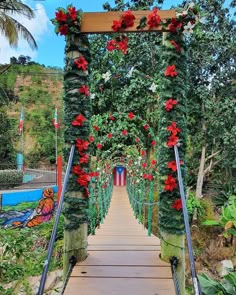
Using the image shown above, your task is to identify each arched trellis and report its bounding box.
[52,4,201,292]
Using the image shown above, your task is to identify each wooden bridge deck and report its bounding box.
[64,186,175,295]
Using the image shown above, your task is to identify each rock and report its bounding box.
[216,260,234,277]
[45,270,63,291]
[50,280,64,295]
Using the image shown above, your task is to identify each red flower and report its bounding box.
[165,98,178,111]
[75,138,90,152]
[106,39,117,51]
[72,165,84,175]
[143,173,153,180]
[128,112,135,119]
[170,40,181,52]
[164,175,177,191]
[151,140,156,146]
[77,174,90,187]
[167,122,181,135]
[151,159,157,166]
[135,138,139,143]
[117,37,129,54]
[147,7,161,29]
[55,10,67,22]
[122,10,136,28]
[143,124,149,130]
[168,18,182,33]
[168,160,184,172]
[142,162,147,168]
[141,150,146,156]
[89,135,94,142]
[122,129,128,136]
[79,85,89,96]
[58,24,68,35]
[90,171,99,177]
[97,143,103,149]
[109,113,115,121]
[165,65,178,77]
[72,114,86,126]
[93,125,100,131]
[74,56,88,71]
[107,133,112,139]
[172,199,182,211]
[68,7,77,21]
[80,154,89,164]
[112,19,123,32]
[167,134,179,147]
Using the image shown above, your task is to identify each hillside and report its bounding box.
[0,64,64,168]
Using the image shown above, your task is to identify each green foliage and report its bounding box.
[187,192,204,219]
[0,170,23,188]
[0,216,64,284]
[202,196,236,238]
[198,272,236,295]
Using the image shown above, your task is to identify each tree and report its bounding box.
[0,0,37,49]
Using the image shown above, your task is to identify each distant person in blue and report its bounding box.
[2,188,55,228]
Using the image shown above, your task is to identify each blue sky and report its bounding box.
[0,0,232,68]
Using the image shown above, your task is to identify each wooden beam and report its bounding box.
[80,10,176,34]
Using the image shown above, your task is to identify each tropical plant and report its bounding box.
[198,272,236,295]
[0,0,37,49]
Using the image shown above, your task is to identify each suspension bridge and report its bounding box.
[64,186,175,295]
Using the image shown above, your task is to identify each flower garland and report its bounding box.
[52,5,91,230]
[106,2,202,55]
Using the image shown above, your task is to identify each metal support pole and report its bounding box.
[174,145,202,295]
[37,144,75,295]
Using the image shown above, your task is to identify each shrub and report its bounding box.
[0,170,23,189]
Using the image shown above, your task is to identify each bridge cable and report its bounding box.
[170,256,181,295]
[174,145,202,295]
[37,144,76,295]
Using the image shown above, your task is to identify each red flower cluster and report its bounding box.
[75,138,90,152]
[143,174,153,181]
[74,56,88,71]
[165,65,178,77]
[166,122,181,148]
[79,85,89,96]
[106,35,129,54]
[151,140,156,146]
[147,7,161,29]
[89,135,94,142]
[97,143,103,150]
[142,162,147,168]
[72,164,90,188]
[143,124,149,130]
[168,18,182,32]
[72,114,86,126]
[165,98,178,111]
[172,199,182,211]
[164,174,177,191]
[109,113,115,121]
[167,160,184,172]
[170,40,181,52]
[141,150,146,156]
[112,10,136,32]
[107,133,112,139]
[55,6,78,36]
[90,171,99,177]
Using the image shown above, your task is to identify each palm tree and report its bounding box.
[0,0,37,49]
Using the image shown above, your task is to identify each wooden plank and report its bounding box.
[87,245,161,251]
[72,265,172,278]
[78,251,166,266]
[81,10,176,33]
[64,278,175,295]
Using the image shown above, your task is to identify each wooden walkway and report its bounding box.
[65,186,175,295]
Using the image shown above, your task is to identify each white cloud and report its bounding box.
[0,3,51,64]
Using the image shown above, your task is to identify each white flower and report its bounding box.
[127,66,135,77]
[134,162,137,165]
[102,71,111,82]
[176,10,188,17]
[136,179,140,183]
[149,82,157,93]
[188,2,195,9]
[90,93,95,99]
[138,156,142,161]
[183,21,195,35]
